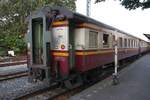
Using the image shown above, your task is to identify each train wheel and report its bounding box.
[64,73,83,89]
[64,80,73,89]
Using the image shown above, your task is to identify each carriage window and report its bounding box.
[118,37,123,48]
[131,40,133,47]
[124,38,127,48]
[128,39,130,48]
[89,31,98,48]
[130,40,132,47]
[133,40,135,47]
[103,34,109,48]
[133,40,134,47]
[135,41,137,47]
[113,35,115,41]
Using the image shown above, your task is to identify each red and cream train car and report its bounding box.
[27,6,149,85]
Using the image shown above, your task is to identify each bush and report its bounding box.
[0,33,26,55]
[0,47,7,56]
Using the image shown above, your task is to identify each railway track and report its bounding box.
[16,67,114,100]
[0,71,28,82]
[0,60,27,67]
[16,56,137,100]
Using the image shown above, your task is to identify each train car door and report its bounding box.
[32,18,43,65]
[69,20,76,69]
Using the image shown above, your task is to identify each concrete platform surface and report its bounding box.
[70,54,150,100]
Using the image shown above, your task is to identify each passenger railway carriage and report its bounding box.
[27,6,149,87]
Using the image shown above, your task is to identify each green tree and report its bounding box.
[95,0,150,10]
[0,0,76,55]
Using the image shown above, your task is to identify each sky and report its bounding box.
[76,0,150,41]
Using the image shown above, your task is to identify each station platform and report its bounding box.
[70,53,150,100]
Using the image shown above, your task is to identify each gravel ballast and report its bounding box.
[0,76,49,100]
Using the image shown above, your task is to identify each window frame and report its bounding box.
[103,33,109,48]
[118,37,123,48]
[124,38,127,48]
[88,30,98,49]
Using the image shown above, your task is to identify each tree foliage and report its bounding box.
[0,0,76,55]
[95,0,150,10]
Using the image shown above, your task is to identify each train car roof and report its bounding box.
[28,6,147,42]
[73,12,141,40]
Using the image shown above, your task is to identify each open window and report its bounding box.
[89,31,98,48]
[103,33,109,48]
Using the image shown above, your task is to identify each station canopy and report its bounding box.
[144,34,150,40]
